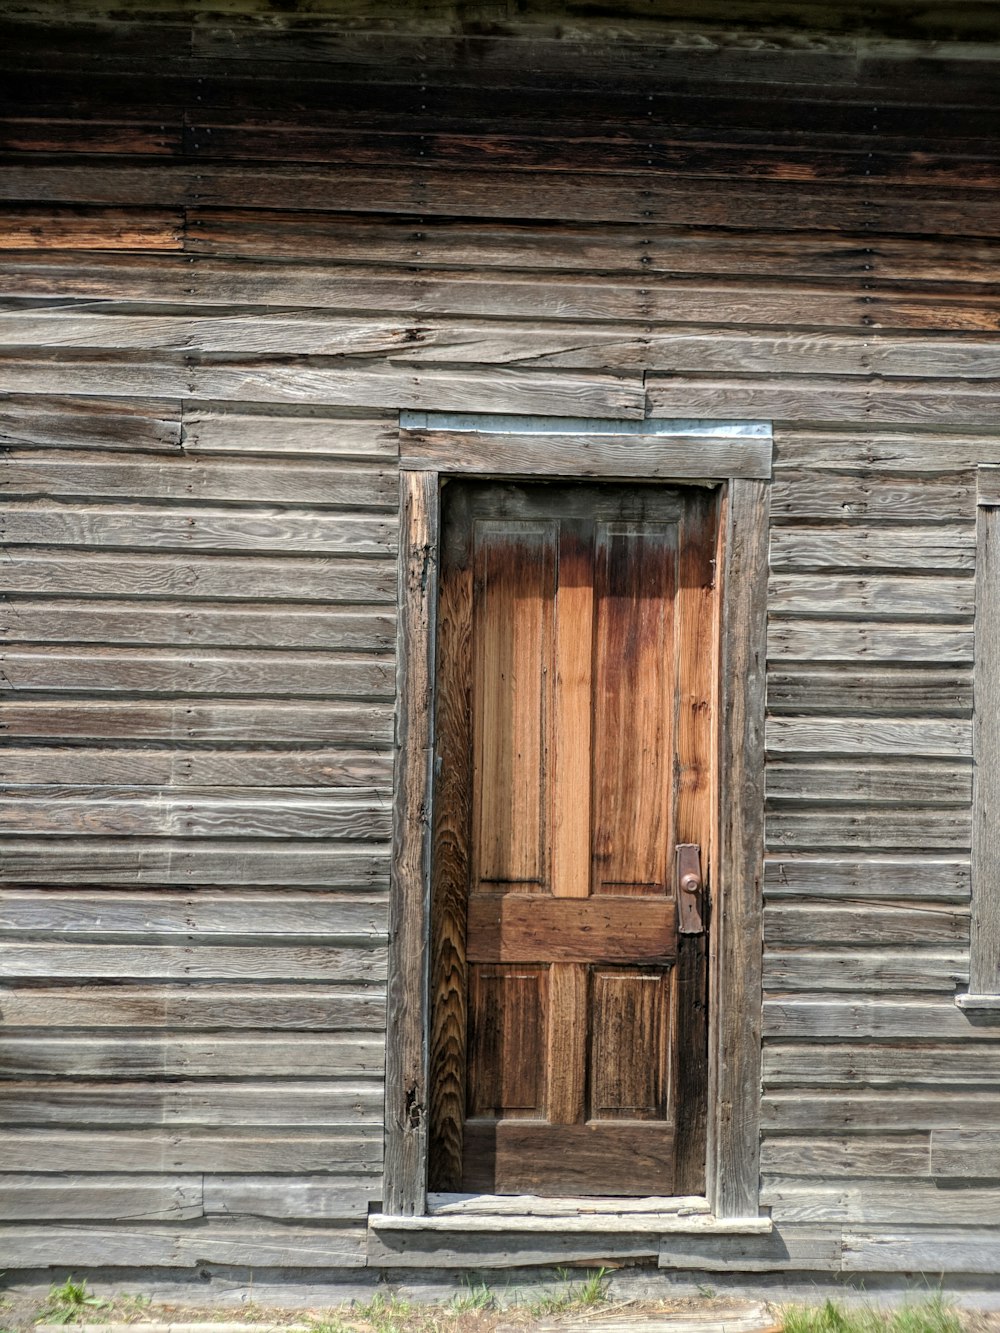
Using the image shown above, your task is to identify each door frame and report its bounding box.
[384,416,771,1220]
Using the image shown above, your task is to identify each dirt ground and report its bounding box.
[3,1287,1000,1333]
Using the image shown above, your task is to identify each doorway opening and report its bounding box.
[428,479,720,1197]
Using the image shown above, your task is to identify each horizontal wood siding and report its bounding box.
[1,3,999,1274]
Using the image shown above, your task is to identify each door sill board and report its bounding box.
[370,1197,771,1235]
[429,1192,710,1217]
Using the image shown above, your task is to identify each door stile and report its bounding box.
[427,490,473,1193]
[548,520,594,1125]
[671,490,720,1194]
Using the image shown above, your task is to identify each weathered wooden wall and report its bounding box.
[1,2,999,1276]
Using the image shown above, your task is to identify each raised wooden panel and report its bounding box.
[591,522,678,895]
[472,520,556,889]
[467,966,546,1118]
[590,968,671,1119]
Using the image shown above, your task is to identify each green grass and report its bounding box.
[448,1283,495,1314]
[783,1294,963,1333]
[350,1294,415,1333]
[524,1267,610,1317]
[35,1279,109,1326]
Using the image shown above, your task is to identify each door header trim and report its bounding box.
[401,411,771,437]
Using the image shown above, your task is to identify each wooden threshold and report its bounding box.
[369,1197,772,1235]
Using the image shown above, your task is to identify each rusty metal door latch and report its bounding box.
[675,843,706,935]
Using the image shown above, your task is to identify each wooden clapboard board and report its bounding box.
[429,479,718,1196]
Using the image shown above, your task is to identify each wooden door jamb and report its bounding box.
[385,420,771,1219]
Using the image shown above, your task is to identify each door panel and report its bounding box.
[429,480,718,1197]
[591,522,677,895]
[590,968,671,1119]
[473,520,556,889]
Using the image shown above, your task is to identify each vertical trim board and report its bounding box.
[384,469,440,1215]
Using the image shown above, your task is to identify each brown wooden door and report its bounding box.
[429,480,719,1197]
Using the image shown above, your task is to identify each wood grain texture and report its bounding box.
[0,1129,382,1175]
[763,998,988,1040]
[0,1221,367,1268]
[760,1135,932,1178]
[0,890,388,940]
[401,430,770,478]
[5,7,1000,1273]
[0,985,386,1031]
[969,495,1000,997]
[384,468,438,1215]
[711,478,769,1219]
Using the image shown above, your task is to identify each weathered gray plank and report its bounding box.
[11,317,1000,379]
[182,412,398,458]
[0,1081,384,1127]
[0,1129,382,1174]
[0,790,391,839]
[764,856,970,900]
[0,647,395,698]
[399,429,771,479]
[0,1221,366,1267]
[764,1092,1000,1133]
[0,943,386,982]
[0,357,645,418]
[766,719,971,757]
[0,395,182,451]
[978,465,1000,506]
[648,379,1000,428]
[657,1225,843,1272]
[842,1228,1000,1273]
[769,525,974,573]
[764,905,970,947]
[763,949,967,993]
[768,574,974,618]
[764,998,990,1040]
[763,1044,1000,1087]
[775,431,1000,472]
[766,808,970,852]
[763,1181,1000,1225]
[0,701,394,744]
[931,1130,1000,1177]
[0,1034,383,1077]
[766,668,972,718]
[384,468,438,1216]
[367,1226,659,1268]
[970,496,1000,999]
[203,1176,374,1220]
[3,505,396,555]
[0,891,387,939]
[0,552,397,603]
[0,840,388,886]
[2,452,397,508]
[4,600,396,651]
[772,474,975,522]
[0,747,393,788]
[0,986,385,1031]
[712,476,769,1219]
[766,759,971,804]
[0,1175,203,1222]
[760,1135,931,1178]
[767,621,973,664]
